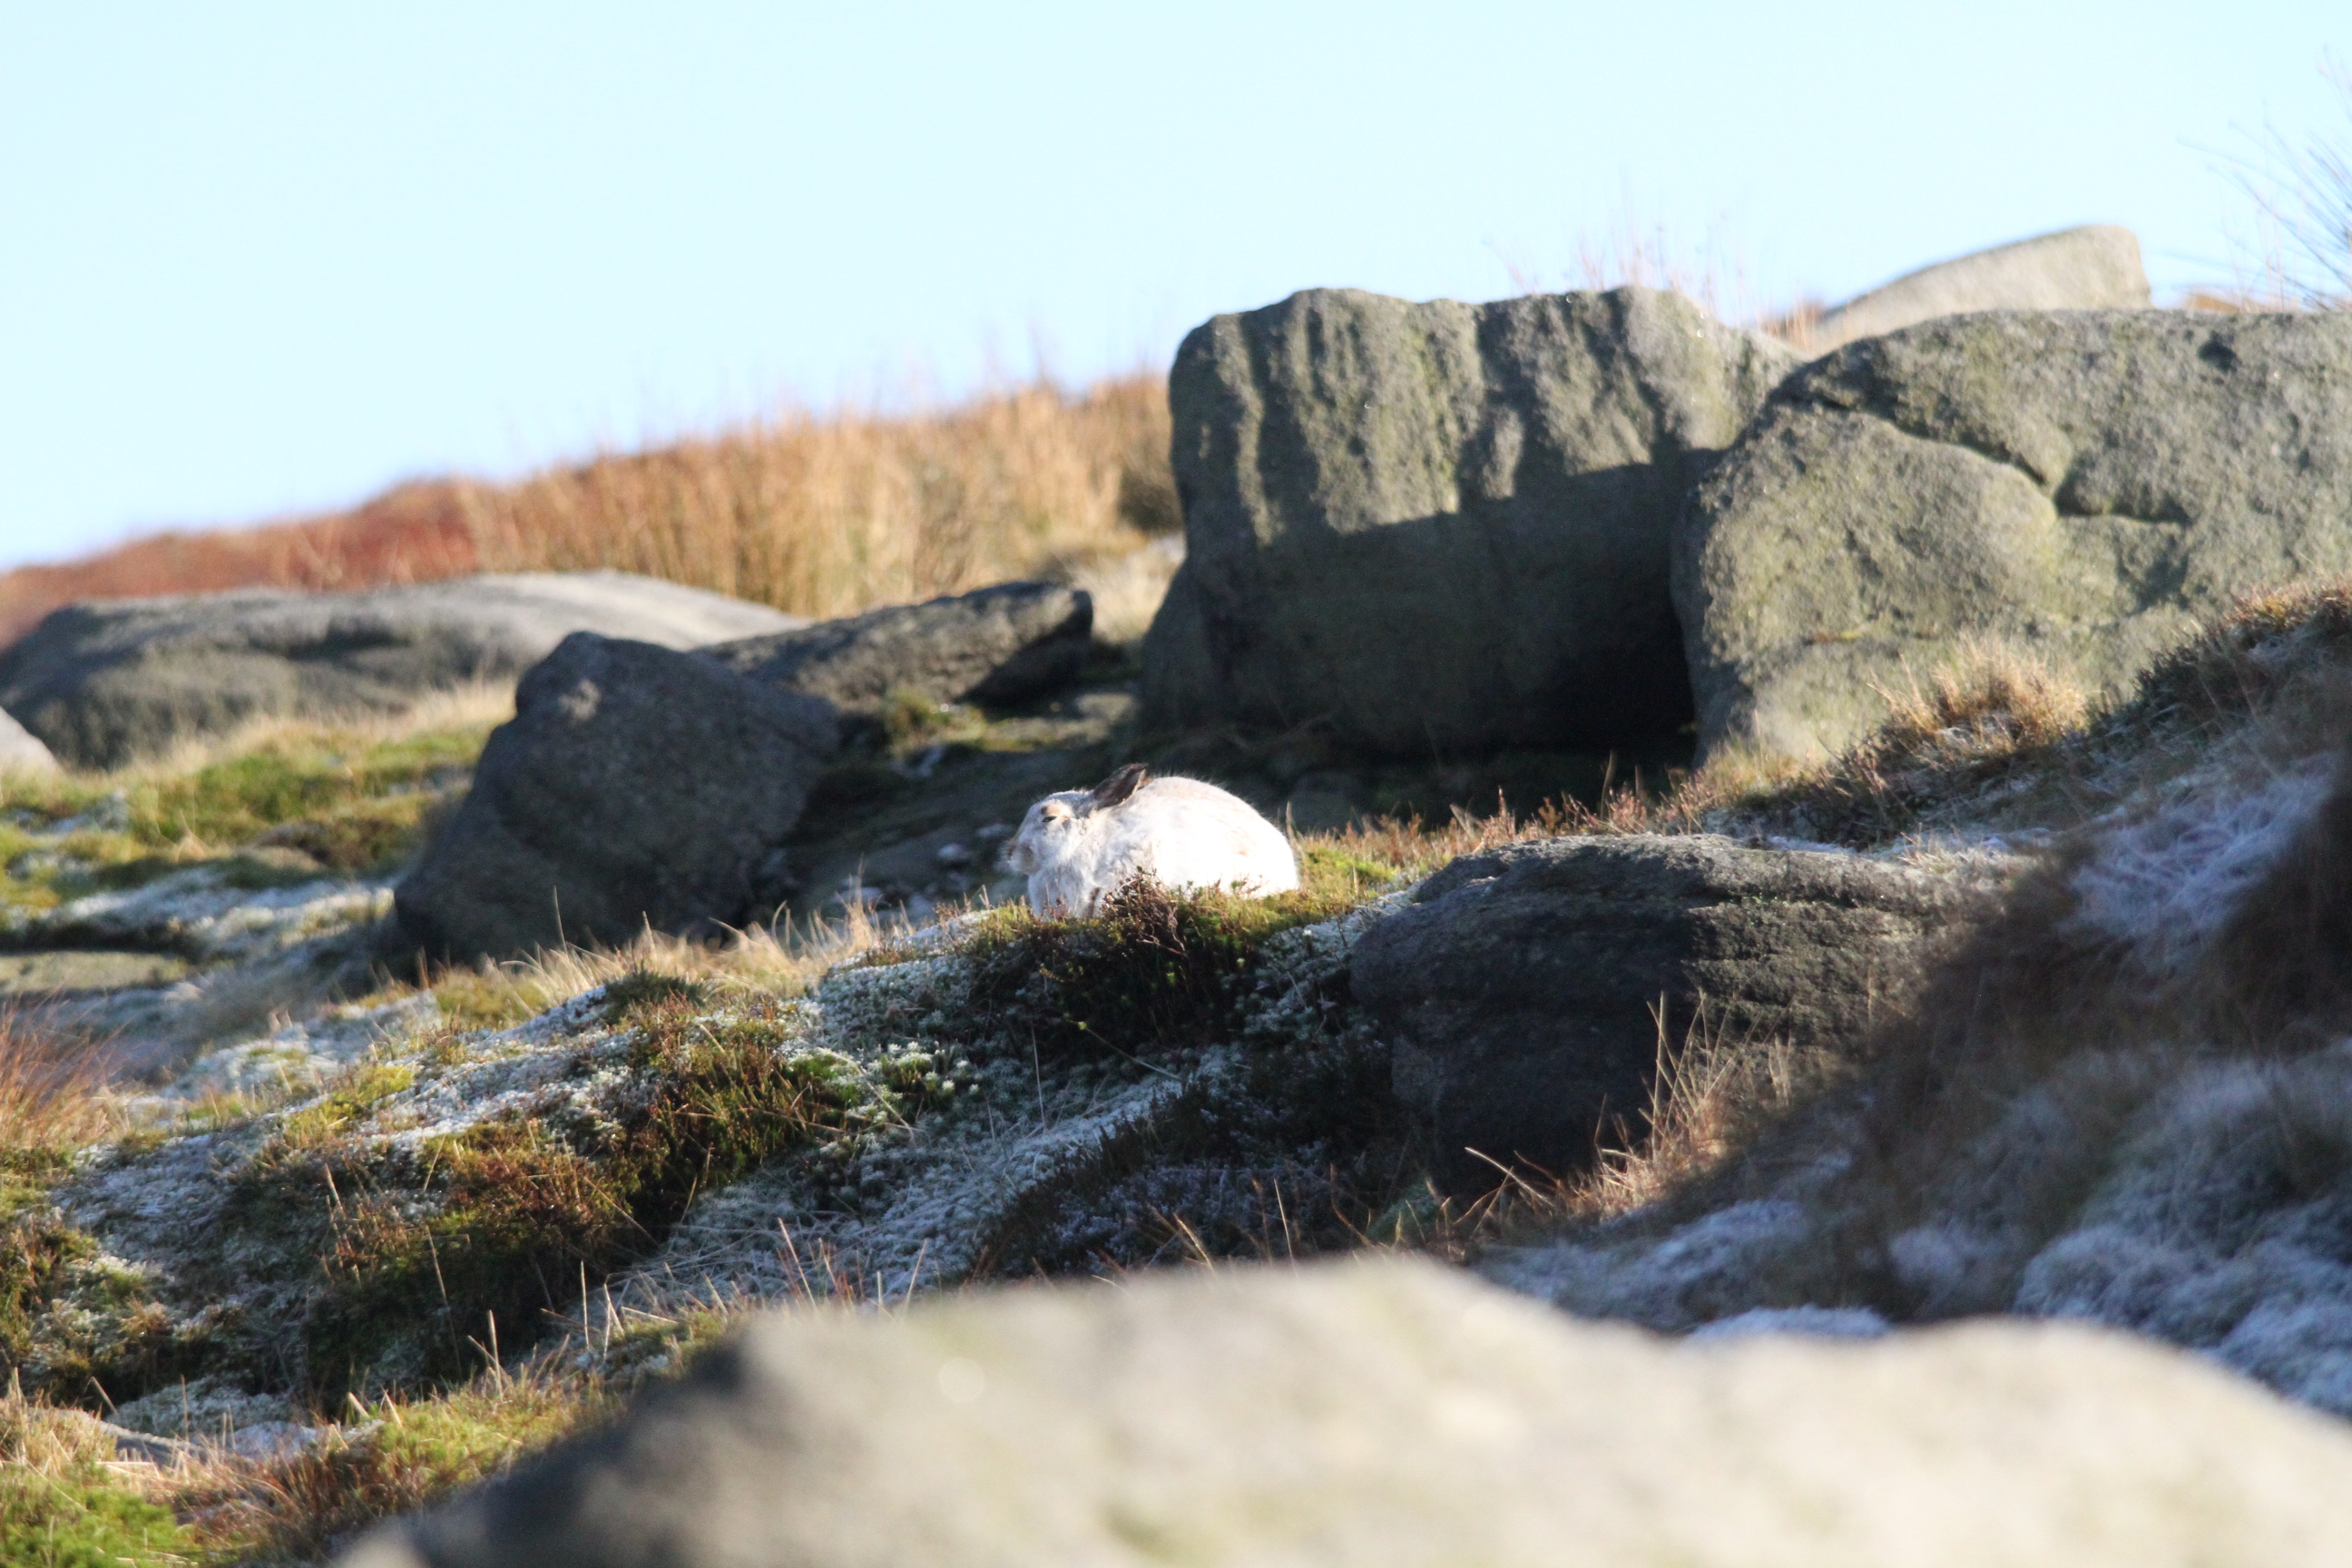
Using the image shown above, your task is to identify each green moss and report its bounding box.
[276,1062,417,1149]
[0,1466,200,1567]
[1297,844,1401,905]
[125,729,483,852]
[879,687,982,752]
[429,969,563,1033]
[238,986,887,1397]
[0,717,493,910]
[0,1210,97,1369]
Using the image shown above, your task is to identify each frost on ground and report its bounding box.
[7,889,1413,1422]
[2063,755,2339,976]
[1489,727,2352,1417]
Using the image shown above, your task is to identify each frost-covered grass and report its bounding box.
[0,857,1456,1559]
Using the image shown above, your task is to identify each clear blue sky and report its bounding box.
[2,3,2346,570]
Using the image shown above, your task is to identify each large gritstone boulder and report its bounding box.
[1800,225,2150,352]
[342,1258,2352,1568]
[1676,309,2352,762]
[0,571,804,770]
[395,633,837,961]
[1353,835,1972,1193]
[701,581,1092,716]
[1141,287,1800,757]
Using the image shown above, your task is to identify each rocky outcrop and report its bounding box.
[394,633,837,960]
[344,1258,2352,1568]
[0,572,803,769]
[1353,835,1976,1192]
[1142,286,1799,757]
[0,705,58,771]
[1799,225,2150,352]
[702,581,1092,717]
[1675,309,2352,761]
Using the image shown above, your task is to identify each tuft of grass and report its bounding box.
[2125,577,2352,730]
[0,1008,121,1176]
[0,1459,199,1566]
[190,1370,614,1562]
[1730,649,2092,844]
[0,1385,200,1566]
[965,878,1359,1063]
[0,1361,616,1567]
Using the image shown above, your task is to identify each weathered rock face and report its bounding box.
[0,705,58,771]
[1142,287,1800,757]
[702,581,1092,717]
[1801,225,2150,352]
[0,572,804,769]
[344,1258,2352,1568]
[1676,309,2352,762]
[1353,835,1975,1192]
[394,633,837,960]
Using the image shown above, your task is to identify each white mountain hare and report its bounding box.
[1004,763,1300,917]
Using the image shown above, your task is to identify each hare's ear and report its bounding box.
[1088,762,1150,809]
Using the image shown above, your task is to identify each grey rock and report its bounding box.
[1142,286,1800,757]
[0,705,58,771]
[1803,225,2151,352]
[100,1423,192,1466]
[395,633,837,961]
[1353,835,1969,1192]
[702,581,1091,717]
[1676,309,2352,762]
[342,1258,2352,1568]
[0,571,804,769]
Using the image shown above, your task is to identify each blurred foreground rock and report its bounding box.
[1142,285,1798,757]
[346,1258,2352,1568]
[1798,224,2150,352]
[395,632,836,960]
[1355,835,1978,1192]
[1678,309,2352,760]
[0,570,804,769]
[703,581,1093,718]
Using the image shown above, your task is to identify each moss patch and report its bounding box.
[201,1373,613,1563]
[0,717,493,910]
[0,1465,200,1567]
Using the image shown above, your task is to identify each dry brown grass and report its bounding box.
[0,375,1176,653]
[0,1006,122,1166]
[1746,648,2092,843]
[0,482,477,647]
[460,375,1173,622]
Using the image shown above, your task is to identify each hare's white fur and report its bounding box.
[1004,767,1299,917]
